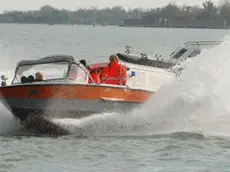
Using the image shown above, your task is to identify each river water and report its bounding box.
[0,24,230,171]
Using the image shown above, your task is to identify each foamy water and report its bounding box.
[50,37,230,139]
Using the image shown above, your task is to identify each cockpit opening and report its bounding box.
[13,61,69,84]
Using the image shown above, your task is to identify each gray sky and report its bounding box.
[0,0,222,12]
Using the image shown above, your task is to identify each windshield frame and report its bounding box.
[67,62,89,82]
[12,60,71,84]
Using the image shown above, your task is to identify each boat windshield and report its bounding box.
[12,61,69,84]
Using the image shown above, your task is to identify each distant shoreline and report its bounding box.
[119,25,228,30]
[0,22,227,30]
[0,1,229,30]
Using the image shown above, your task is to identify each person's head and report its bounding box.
[109,54,119,65]
[35,72,43,81]
[79,59,87,66]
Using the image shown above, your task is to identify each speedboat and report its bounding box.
[0,40,221,126]
[0,54,175,124]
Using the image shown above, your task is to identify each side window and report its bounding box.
[188,50,201,58]
[172,48,187,59]
[69,63,87,82]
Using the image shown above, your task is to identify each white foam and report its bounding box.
[52,36,230,137]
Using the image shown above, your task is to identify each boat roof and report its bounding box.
[17,55,76,66]
[183,41,221,48]
[116,53,174,69]
[116,40,222,68]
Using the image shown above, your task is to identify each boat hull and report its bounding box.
[3,97,140,121]
[0,84,152,122]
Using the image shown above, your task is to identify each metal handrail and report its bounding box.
[183,41,222,47]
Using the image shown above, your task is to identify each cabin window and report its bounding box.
[172,48,187,59]
[69,63,87,82]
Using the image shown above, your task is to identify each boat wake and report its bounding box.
[22,116,69,136]
[51,36,230,138]
[1,37,230,138]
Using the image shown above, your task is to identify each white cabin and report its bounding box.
[124,62,174,92]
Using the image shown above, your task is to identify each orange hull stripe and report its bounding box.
[0,85,153,102]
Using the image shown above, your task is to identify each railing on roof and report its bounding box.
[183,41,222,48]
[169,40,222,57]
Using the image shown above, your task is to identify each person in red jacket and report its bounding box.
[119,64,127,85]
[101,63,111,84]
[101,54,127,85]
[88,68,101,84]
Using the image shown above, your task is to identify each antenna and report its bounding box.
[125,45,132,54]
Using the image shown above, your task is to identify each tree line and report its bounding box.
[0,0,230,25]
